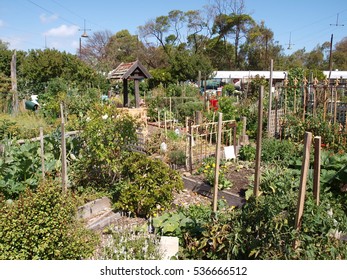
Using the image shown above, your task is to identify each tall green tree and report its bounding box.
[332,37,347,70]
[19,49,103,94]
[241,21,282,70]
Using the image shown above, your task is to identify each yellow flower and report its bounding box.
[212,163,215,168]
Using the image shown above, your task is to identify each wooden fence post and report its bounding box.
[60,103,67,192]
[254,86,264,197]
[213,112,223,212]
[40,127,45,180]
[313,136,321,206]
[294,132,312,230]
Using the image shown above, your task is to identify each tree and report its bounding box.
[169,48,213,82]
[241,21,281,70]
[19,49,103,94]
[304,43,330,70]
[332,37,347,70]
[0,39,9,51]
[210,0,255,69]
[104,30,141,70]
[282,48,307,69]
[80,30,112,72]
[138,15,171,57]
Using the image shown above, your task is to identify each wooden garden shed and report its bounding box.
[107,60,152,108]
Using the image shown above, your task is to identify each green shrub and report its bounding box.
[222,84,235,96]
[175,101,204,123]
[216,96,238,121]
[238,144,256,161]
[168,149,186,166]
[261,138,302,166]
[113,152,184,217]
[70,104,139,191]
[0,179,99,259]
[0,113,50,141]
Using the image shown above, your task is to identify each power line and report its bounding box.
[49,0,109,31]
[26,0,79,27]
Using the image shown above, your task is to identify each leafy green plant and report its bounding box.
[0,139,62,199]
[168,149,186,167]
[70,104,139,191]
[222,84,235,96]
[113,152,184,217]
[261,138,302,166]
[0,179,99,259]
[238,144,256,161]
[216,96,238,121]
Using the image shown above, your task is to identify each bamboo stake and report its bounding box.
[213,112,223,212]
[189,119,193,174]
[164,111,167,138]
[40,127,45,180]
[185,117,189,171]
[158,110,160,127]
[267,59,273,137]
[254,86,264,197]
[313,136,321,206]
[60,103,67,192]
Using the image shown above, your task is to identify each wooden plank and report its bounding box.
[313,136,321,205]
[254,86,264,197]
[294,132,312,230]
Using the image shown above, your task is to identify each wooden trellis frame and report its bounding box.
[186,118,237,172]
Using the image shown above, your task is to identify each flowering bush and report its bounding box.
[196,157,232,190]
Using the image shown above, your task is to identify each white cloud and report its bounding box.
[44,24,79,37]
[0,20,5,27]
[40,13,58,23]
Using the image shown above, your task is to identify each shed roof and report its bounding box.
[107,60,152,80]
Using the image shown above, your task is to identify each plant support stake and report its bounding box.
[313,136,321,205]
[254,86,264,197]
[40,127,45,180]
[60,103,68,192]
[213,112,223,212]
[295,131,312,230]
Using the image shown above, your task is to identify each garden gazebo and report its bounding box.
[107,60,152,108]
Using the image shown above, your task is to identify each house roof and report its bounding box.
[212,71,287,80]
[107,60,152,80]
[212,70,347,81]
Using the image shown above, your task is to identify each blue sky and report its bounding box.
[0,0,346,57]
